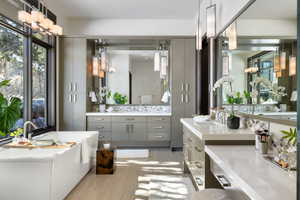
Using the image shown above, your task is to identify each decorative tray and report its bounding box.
[264,156,296,171]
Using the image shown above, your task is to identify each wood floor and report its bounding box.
[65,149,197,200]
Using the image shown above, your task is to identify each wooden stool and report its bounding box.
[96,148,115,174]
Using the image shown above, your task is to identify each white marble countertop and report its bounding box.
[86,112,172,117]
[205,145,296,200]
[180,118,254,141]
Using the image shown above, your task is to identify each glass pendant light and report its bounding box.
[280,52,286,70]
[154,51,161,71]
[289,56,296,76]
[206,4,216,38]
[226,21,237,50]
[99,70,105,78]
[100,50,107,71]
[92,56,99,76]
[274,50,281,72]
[160,56,168,78]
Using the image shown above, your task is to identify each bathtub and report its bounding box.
[0,131,98,200]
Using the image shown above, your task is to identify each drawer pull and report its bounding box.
[98,127,105,129]
[154,118,165,121]
[126,118,135,121]
[153,126,164,129]
[195,147,202,152]
[154,135,164,138]
[99,135,105,139]
[216,175,231,187]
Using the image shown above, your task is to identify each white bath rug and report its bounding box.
[116,149,150,158]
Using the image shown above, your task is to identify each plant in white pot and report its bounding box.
[98,87,111,112]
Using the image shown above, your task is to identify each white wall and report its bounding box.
[237,19,297,37]
[107,54,130,104]
[64,19,195,36]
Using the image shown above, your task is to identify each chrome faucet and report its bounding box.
[23,121,38,139]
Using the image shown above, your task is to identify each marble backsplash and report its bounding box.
[91,105,171,113]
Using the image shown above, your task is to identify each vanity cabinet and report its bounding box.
[60,37,87,131]
[86,115,171,146]
[171,38,196,149]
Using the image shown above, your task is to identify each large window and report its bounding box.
[0,13,56,141]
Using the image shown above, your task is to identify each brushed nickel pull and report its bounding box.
[99,135,104,138]
[181,83,185,91]
[185,94,189,103]
[185,83,189,92]
[74,94,77,103]
[69,94,72,103]
[154,135,164,138]
[216,175,231,187]
[181,94,184,103]
[69,83,73,92]
[98,126,105,129]
[154,118,165,121]
[153,126,164,129]
[74,83,78,91]
[126,118,135,121]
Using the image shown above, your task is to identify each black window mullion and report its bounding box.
[24,30,32,123]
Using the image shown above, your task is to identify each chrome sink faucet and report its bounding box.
[23,121,38,139]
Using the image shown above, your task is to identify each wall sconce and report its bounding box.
[99,70,105,78]
[289,56,296,76]
[154,52,161,71]
[274,55,280,72]
[280,52,286,70]
[206,4,216,38]
[160,56,168,76]
[226,21,237,50]
[100,51,108,71]
[92,56,99,76]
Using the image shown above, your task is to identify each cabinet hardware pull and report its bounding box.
[126,118,135,121]
[69,83,72,92]
[181,94,184,103]
[154,135,163,138]
[99,135,104,138]
[74,83,78,91]
[181,83,185,91]
[69,94,72,103]
[185,83,189,92]
[98,127,105,129]
[74,94,77,103]
[154,118,164,121]
[195,147,202,152]
[216,175,231,187]
[153,126,163,129]
[185,94,189,103]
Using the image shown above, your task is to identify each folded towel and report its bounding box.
[80,137,90,164]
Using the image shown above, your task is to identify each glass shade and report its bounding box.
[227,22,237,50]
[280,52,286,70]
[289,56,296,76]
[161,56,168,76]
[154,52,160,71]
[274,55,280,72]
[92,56,99,76]
[99,70,105,78]
[206,5,216,38]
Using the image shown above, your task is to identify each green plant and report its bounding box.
[226,92,243,117]
[243,90,251,103]
[281,128,297,146]
[0,80,22,137]
[113,92,128,105]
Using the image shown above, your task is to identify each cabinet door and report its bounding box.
[112,123,130,141]
[72,38,87,131]
[129,123,147,141]
[62,38,74,131]
[184,39,196,117]
[171,39,185,148]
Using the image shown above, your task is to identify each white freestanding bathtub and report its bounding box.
[0,131,98,200]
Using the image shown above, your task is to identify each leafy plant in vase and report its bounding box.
[98,87,111,112]
[213,76,241,129]
[0,80,23,138]
[113,92,128,105]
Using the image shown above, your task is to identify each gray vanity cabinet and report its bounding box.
[60,37,87,131]
[170,38,196,149]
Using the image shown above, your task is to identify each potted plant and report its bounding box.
[98,87,111,112]
[0,80,23,138]
[213,76,242,129]
[113,92,128,105]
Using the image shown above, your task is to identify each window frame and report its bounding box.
[0,13,56,143]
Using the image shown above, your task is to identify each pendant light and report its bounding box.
[161,56,168,76]
[206,4,216,38]
[289,42,296,76]
[226,21,237,50]
[274,50,281,72]
[92,41,100,76]
[196,0,202,50]
[280,42,286,70]
[154,51,161,71]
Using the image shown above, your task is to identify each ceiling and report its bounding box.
[48,0,198,19]
[241,0,297,19]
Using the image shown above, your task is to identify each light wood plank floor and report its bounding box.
[65,149,197,200]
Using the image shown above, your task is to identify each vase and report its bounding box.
[227,116,240,129]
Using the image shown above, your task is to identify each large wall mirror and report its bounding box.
[216,0,297,123]
[88,39,170,106]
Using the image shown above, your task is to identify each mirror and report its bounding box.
[216,0,297,122]
[89,39,170,105]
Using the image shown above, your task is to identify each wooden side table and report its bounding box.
[96,148,115,174]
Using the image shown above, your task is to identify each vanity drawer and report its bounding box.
[87,122,112,131]
[148,132,170,141]
[147,117,171,123]
[147,123,170,132]
[87,116,112,123]
[112,116,146,122]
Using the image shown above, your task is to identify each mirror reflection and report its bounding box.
[90,39,170,105]
[216,0,297,121]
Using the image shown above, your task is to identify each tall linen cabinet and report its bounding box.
[170,39,196,149]
[59,37,87,131]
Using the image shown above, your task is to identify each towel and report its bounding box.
[80,137,90,164]
[89,91,98,102]
[161,91,171,103]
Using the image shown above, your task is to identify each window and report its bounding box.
[32,43,47,129]
[0,13,56,142]
[0,24,24,140]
